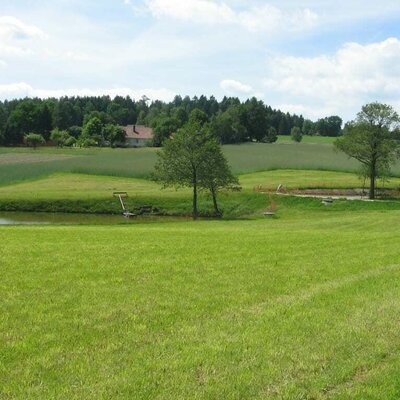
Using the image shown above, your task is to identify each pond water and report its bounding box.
[0,212,190,225]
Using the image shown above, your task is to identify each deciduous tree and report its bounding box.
[335,102,400,199]
[199,142,240,216]
[154,122,229,219]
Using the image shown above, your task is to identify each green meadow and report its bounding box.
[2,140,393,187]
[1,140,400,399]
[277,135,337,143]
[1,169,399,215]
[2,210,400,399]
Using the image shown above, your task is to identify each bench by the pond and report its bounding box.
[322,197,334,205]
[264,211,275,217]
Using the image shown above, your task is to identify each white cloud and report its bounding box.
[0,16,45,41]
[263,38,400,119]
[144,0,318,33]
[145,0,236,25]
[239,5,318,33]
[0,16,46,58]
[0,82,176,102]
[274,103,337,119]
[220,79,254,95]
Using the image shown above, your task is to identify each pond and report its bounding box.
[0,212,190,225]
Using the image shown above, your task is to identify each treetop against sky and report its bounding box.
[1,0,400,119]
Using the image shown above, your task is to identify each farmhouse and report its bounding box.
[124,125,153,147]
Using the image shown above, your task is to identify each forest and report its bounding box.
[0,95,343,147]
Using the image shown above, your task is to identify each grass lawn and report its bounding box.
[1,209,400,399]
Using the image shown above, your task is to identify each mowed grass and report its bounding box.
[1,211,400,399]
[4,141,399,186]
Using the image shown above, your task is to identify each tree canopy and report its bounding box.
[0,94,343,147]
[198,142,240,216]
[335,102,400,199]
[154,121,238,219]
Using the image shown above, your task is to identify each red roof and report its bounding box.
[125,125,153,140]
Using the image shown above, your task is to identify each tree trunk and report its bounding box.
[193,177,198,220]
[369,160,376,200]
[211,186,220,216]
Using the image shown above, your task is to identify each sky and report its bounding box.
[1,0,400,121]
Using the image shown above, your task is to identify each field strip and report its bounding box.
[244,263,400,315]
[0,153,78,165]
[319,344,400,398]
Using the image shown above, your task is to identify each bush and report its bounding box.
[50,129,70,147]
[291,127,303,143]
[76,137,97,148]
[25,133,45,149]
[64,136,77,147]
[261,127,278,143]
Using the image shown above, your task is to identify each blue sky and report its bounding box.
[1,0,400,120]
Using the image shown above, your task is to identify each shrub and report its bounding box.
[261,127,278,143]
[64,136,77,147]
[76,137,97,148]
[291,127,303,143]
[50,129,70,147]
[25,133,45,149]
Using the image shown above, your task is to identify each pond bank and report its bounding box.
[0,211,193,225]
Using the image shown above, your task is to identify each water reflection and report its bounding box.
[0,212,189,225]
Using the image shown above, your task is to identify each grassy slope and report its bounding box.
[4,141,398,186]
[4,169,400,200]
[277,135,336,143]
[1,211,400,399]
[1,170,399,215]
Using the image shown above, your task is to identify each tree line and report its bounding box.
[0,95,342,147]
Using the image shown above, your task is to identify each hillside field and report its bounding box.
[1,170,400,215]
[1,141,390,187]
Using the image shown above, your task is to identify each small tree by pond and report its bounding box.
[154,121,238,219]
[335,102,400,199]
[25,133,45,149]
[199,141,240,216]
